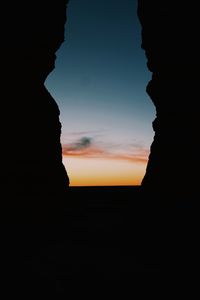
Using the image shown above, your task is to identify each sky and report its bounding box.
[45,0,155,186]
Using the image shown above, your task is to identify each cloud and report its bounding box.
[62,136,149,164]
[73,137,92,149]
[62,136,105,156]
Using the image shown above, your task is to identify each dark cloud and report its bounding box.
[74,137,92,149]
[62,136,103,157]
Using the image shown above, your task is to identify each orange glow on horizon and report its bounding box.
[63,156,146,186]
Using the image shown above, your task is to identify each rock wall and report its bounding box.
[137,1,199,198]
[1,1,70,199]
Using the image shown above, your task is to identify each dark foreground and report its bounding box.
[1,186,195,294]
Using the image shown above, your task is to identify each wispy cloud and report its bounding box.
[62,136,149,164]
[62,136,106,156]
[73,137,92,149]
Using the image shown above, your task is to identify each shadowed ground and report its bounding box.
[1,186,196,295]
[1,186,161,293]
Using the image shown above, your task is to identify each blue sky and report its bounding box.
[45,0,155,186]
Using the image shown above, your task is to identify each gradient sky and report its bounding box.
[45,0,155,186]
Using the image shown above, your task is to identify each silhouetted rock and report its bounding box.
[1,1,69,200]
[138,1,198,276]
[138,1,199,198]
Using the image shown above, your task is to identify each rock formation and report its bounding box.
[1,1,70,201]
[137,1,199,198]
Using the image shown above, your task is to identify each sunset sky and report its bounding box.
[45,0,155,186]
